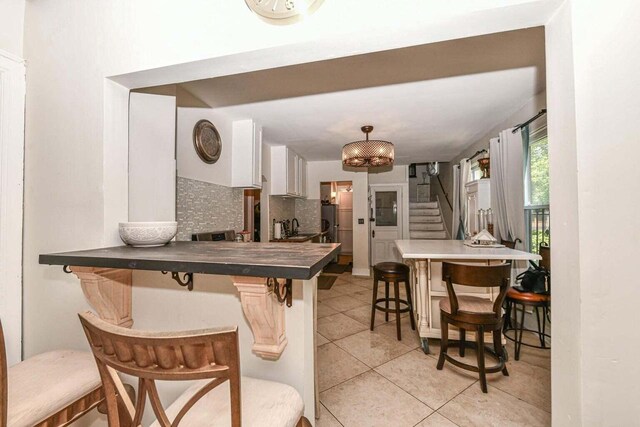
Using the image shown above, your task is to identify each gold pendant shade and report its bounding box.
[342,125,394,168]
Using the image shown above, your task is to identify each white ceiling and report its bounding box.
[169,28,545,163]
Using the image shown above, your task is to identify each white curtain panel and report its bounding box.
[490,137,508,242]
[459,158,472,238]
[451,164,461,239]
[490,129,526,243]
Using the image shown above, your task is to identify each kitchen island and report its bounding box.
[395,239,541,354]
[40,241,340,423]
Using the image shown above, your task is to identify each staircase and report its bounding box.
[409,200,449,240]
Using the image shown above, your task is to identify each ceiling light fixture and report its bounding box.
[342,125,395,168]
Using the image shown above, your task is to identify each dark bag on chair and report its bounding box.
[514,261,550,294]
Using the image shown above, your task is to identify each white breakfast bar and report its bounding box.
[394,239,541,354]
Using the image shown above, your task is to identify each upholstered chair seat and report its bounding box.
[439,295,495,314]
[7,350,101,427]
[151,376,304,427]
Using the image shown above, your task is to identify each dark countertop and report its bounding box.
[269,231,327,243]
[39,241,341,280]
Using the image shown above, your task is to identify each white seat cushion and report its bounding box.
[440,295,495,314]
[8,350,101,427]
[151,376,304,427]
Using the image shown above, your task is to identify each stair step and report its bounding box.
[409,223,444,231]
[409,216,442,223]
[409,208,440,216]
[410,230,448,239]
[410,202,438,209]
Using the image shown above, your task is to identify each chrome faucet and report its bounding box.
[292,218,300,236]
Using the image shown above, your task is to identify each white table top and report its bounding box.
[395,239,541,261]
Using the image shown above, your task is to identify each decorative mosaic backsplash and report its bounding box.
[295,198,321,233]
[268,196,295,240]
[176,176,244,241]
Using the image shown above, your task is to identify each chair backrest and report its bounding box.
[501,239,517,249]
[441,263,511,317]
[539,243,550,272]
[1,320,7,427]
[78,312,241,427]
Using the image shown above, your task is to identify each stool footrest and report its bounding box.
[373,298,411,314]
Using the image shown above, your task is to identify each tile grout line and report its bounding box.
[319,402,346,427]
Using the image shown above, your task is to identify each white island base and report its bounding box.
[395,239,541,354]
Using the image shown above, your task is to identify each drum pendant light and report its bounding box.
[342,125,394,168]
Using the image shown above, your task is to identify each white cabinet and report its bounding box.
[465,179,491,235]
[231,119,262,188]
[271,146,307,198]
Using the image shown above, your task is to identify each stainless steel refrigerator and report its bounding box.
[321,204,340,245]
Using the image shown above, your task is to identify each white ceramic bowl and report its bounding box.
[119,221,177,247]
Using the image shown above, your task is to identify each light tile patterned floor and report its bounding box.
[317,272,551,427]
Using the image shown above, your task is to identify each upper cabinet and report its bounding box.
[465,179,491,235]
[271,146,307,198]
[231,119,262,189]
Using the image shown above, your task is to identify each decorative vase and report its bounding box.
[478,158,490,179]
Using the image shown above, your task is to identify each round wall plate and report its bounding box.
[193,120,222,164]
[244,0,325,25]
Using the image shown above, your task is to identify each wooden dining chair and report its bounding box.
[436,262,511,393]
[78,311,308,427]
[0,318,104,427]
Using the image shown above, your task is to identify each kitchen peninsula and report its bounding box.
[40,241,340,421]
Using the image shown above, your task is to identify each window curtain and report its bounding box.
[451,158,471,239]
[451,165,461,239]
[490,127,526,246]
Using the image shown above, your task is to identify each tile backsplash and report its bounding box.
[295,198,321,233]
[176,176,244,241]
[268,196,295,240]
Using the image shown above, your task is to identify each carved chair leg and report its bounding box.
[459,328,466,357]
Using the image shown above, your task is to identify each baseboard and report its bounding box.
[351,267,371,277]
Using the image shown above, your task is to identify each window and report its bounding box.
[524,125,550,253]
[470,161,483,181]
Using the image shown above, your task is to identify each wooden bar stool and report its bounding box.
[0,319,104,427]
[504,243,551,360]
[436,262,511,393]
[78,311,310,427]
[370,262,416,340]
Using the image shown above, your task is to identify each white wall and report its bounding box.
[368,165,408,185]
[0,0,25,57]
[307,161,370,275]
[19,1,571,425]
[128,92,176,222]
[563,1,640,424]
[176,107,233,186]
[545,2,581,423]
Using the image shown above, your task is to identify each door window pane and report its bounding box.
[376,192,397,226]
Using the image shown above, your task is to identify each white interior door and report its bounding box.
[371,185,403,265]
[129,93,176,221]
[0,51,26,364]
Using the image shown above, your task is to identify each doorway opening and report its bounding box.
[369,184,404,265]
[244,189,261,242]
[320,181,353,265]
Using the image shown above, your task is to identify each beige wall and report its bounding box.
[0,0,24,56]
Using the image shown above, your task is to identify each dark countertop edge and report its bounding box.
[39,245,340,281]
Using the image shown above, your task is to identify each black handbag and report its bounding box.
[514,261,550,294]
